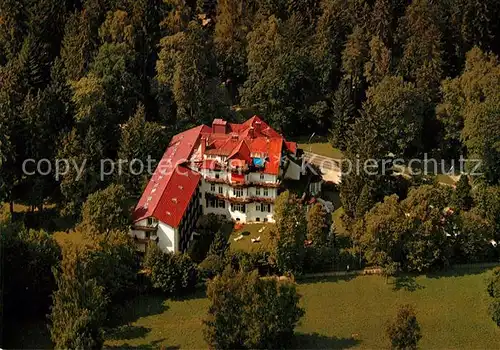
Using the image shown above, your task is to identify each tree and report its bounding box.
[364,35,391,85]
[242,15,319,135]
[487,268,500,326]
[203,268,305,349]
[453,175,473,210]
[117,104,167,195]
[386,304,422,350]
[214,0,253,102]
[360,195,408,268]
[143,243,198,295]
[271,191,307,274]
[397,0,444,91]
[329,79,355,151]
[401,185,453,272]
[83,230,140,302]
[436,47,500,184]
[49,246,108,350]
[362,75,425,157]
[341,25,369,97]
[157,20,228,126]
[453,209,494,263]
[1,222,62,326]
[307,203,330,245]
[208,229,230,257]
[80,184,130,233]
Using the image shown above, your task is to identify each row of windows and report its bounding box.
[209,184,270,197]
[206,198,226,209]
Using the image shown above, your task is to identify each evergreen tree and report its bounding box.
[271,191,307,274]
[157,20,228,126]
[329,79,355,151]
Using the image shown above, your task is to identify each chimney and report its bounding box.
[212,118,227,134]
[249,126,255,139]
[254,120,262,135]
[200,136,206,156]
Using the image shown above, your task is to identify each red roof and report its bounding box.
[132,125,206,227]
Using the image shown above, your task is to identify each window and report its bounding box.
[264,218,268,223]
[147,217,157,226]
[145,231,151,238]
[210,183,216,192]
[234,188,243,197]
[256,217,261,222]
[260,173,265,180]
[256,188,261,196]
[215,173,220,179]
[257,203,271,212]
[263,188,269,196]
[232,203,246,212]
[218,186,223,194]
[217,199,225,208]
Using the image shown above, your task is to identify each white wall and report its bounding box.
[247,172,277,183]
[157,221,177,253]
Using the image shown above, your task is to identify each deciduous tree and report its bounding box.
[203,268,304,349]
[386,304,422,350]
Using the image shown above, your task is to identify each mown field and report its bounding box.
[105,266,500,349]
[12,266,499,349]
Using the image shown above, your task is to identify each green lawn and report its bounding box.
[298,142,344,159]
[10,267,500,349]
[229,223,275,252]
[103,266,500,349]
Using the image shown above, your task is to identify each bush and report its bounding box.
[203,269,304,349]
[144,243,198,295]
[303,244,335,273]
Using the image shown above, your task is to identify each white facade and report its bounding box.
[200,168,278,223]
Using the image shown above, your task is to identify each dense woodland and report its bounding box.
[1,0,500,348]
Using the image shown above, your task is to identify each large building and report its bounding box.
[130,116,307,253]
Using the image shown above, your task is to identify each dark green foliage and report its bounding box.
[80,184,130,233]
[1,222,62,322]
[487,268,500,326]
[49,247,108,350]
[386,304,422,350]
[203,268,305,349]
[306,203,330,245]
[329,79,355,151]
[271,191,307,274]
[453,175,473,210]
[84,230,140,302]
[143,243,198,295]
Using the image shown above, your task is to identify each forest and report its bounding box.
[0,0,500,214]
[1,0,500,348]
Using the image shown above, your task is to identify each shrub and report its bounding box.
[144,243,198,295]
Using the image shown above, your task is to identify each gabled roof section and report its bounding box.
[132,124,207,227]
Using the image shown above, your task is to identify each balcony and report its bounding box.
[206,192,275,204]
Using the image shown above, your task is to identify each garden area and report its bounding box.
[11,266,500,349]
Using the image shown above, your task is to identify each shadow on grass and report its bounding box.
[108,293,169,327]
[171,287,207,302]
[106,325,151,341]
[293,332,361,349]
[104,338,173,349]
[393,275,425,292]
[425,264,499,279]
[298,274,357,285]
